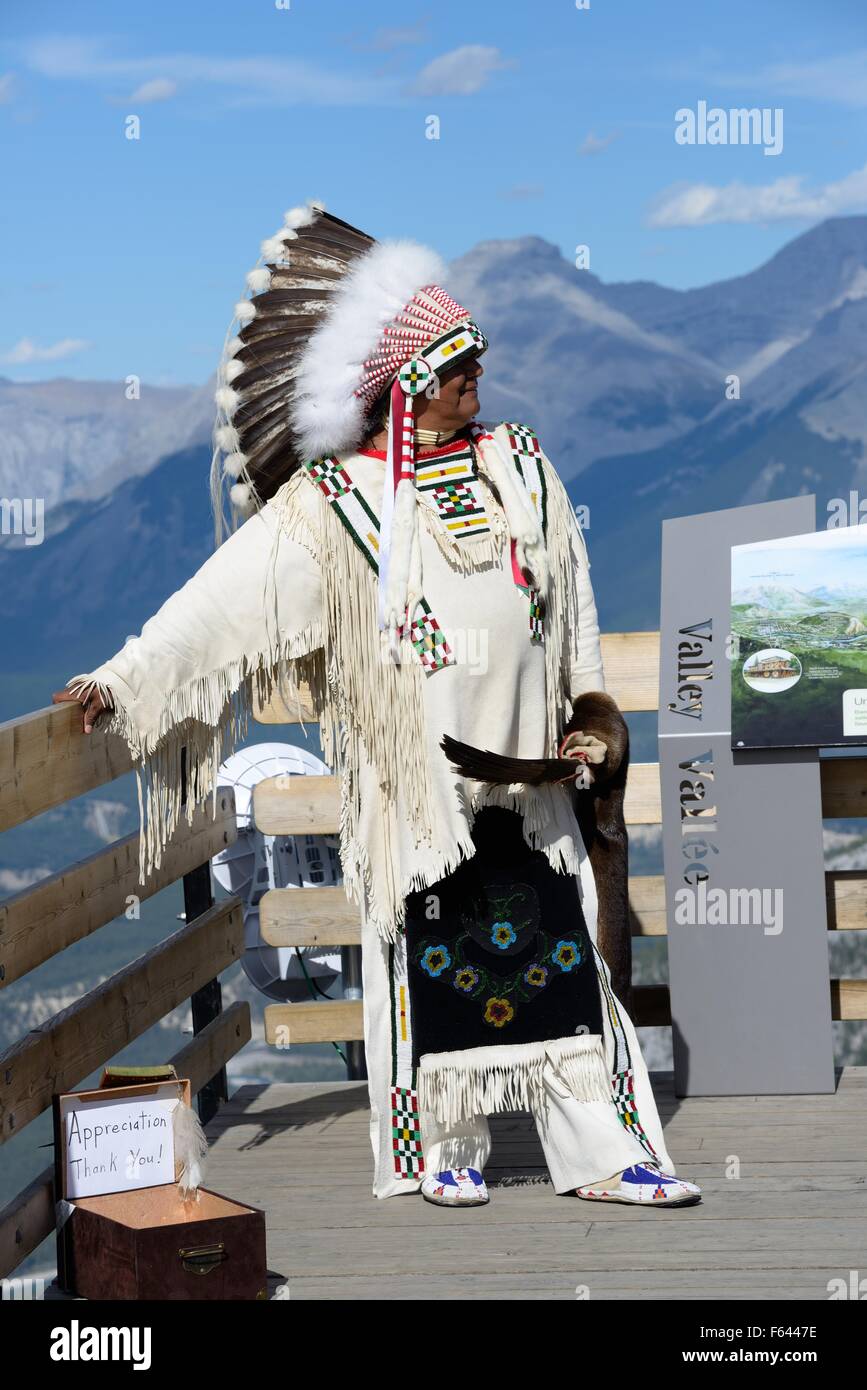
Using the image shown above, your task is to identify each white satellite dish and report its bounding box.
[212,742,342,1002]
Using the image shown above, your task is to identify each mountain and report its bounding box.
[4,215,867,663]
[449,216,867,482]
[0,376,215,544]
[0,442,215,678]
[447,235,722,480]
[732,585,836,612]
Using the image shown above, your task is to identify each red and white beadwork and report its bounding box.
[355,286,485,410]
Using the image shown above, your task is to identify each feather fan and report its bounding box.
[439,733,588,786]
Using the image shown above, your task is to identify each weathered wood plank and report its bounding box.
[831,976,867,1020]
[264,999,365,1046]
[253,775,340,836]
[260,880,673,947]
[254,679,318,725]
[0,897,243,1142]
[262,985,674,1045]
[252,762,664,834]
[253,631,664,725]
[260,868,865,947]
[194,1066,867,1306]
[600,631,660,712]
[0,794,237,989]
[262,1269,853,1301]
[0,1164,54,1283]
[820,757,867,818]
[262,976,866,1047]
[260,886,360,947]
[627,874,667,936]
[237,1219,867,1275]
[825,869,867,930]
[0,701,135,833]
[252,759,867,834]
[625,763,662,824]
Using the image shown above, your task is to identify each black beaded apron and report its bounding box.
[385,811,662,1183]
[403,806,603,1059]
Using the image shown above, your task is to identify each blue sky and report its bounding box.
[2,0,866,384]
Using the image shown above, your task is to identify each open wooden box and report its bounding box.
[54,1072,267,1301]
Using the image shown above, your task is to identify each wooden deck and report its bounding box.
[204,1067,867,1301]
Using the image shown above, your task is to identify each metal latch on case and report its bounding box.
[178,1242,227,1275]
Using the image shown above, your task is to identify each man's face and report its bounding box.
[416,353,485,429]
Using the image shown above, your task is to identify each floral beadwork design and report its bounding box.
[454,967,480,993]
[484,998,514,1028]
[491,921,517,949]
[552,940,580,972]
[420,945,452,978]
[410,882,587,1028]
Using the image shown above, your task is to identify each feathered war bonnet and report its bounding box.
[211,200,545,647]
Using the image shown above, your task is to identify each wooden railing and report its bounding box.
[251,630,867,1047]
[1,631,864,1276]
[0,701,248,1280]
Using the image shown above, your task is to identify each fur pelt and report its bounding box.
[566,691,633,1013]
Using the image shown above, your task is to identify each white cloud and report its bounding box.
[370,22,429,52]
[0,865,53,892]
[341,20,429,52]
[708,50,867,110]
[648,162,867,227]
[128,77,177,104]
[499,183,544,201]
[0,71,14,103]
[0,336,91,364]
[83,798,129,843]
[411,45,513,96]
[579,130,620,157]
[16,33,394,107]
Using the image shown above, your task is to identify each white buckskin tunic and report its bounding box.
[67,423,675,1198]
[70,424,604,940]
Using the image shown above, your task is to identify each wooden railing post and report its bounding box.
[181,747,228,1125]
[340,945,367,1080]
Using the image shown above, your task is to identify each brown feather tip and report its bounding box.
[439,733,582,786]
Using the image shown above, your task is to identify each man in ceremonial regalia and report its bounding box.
[56,203,701,1210]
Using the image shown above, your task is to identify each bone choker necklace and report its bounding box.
[415,426,458,449]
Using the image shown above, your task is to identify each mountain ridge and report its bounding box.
[4,214,867,669]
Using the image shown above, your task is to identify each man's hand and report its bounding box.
[52,686,114,735]
[558,730,608,775]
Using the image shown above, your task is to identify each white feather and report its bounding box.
[215,423,240,451]
[215,386,240,414]
[222,451,248,478]
[292,239,445,459]
[284,199,325,229]
[230,481,256,513]
[173,1100,208,1200]
[261,232,288,262]
[220,358,245,384]
[234,299,257,324]
[224,336,244,358]
[246,266,272,293]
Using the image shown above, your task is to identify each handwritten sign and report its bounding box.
[63,1092,178,1199]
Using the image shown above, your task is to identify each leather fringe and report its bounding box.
[417,1033,611,1128]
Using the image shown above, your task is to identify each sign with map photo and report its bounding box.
[731,523,867,749]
